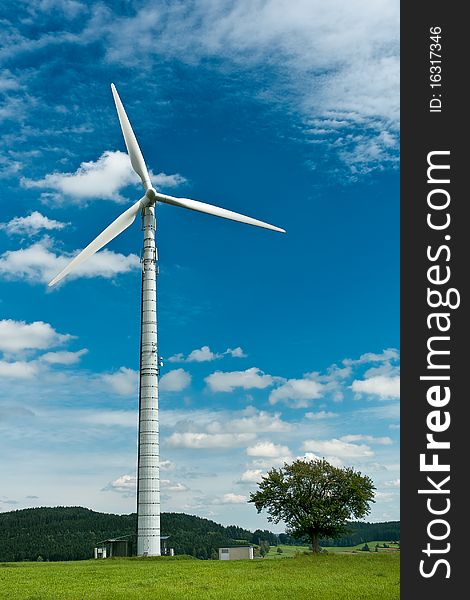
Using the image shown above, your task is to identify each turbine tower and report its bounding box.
[49,84,285,557]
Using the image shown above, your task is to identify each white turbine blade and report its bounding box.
[111,83,152,191]
[48,197,144,287]
[155,193,286,233]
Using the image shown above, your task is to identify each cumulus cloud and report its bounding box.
[206,408,292,434]
[21,150,186,205]
[102,474,136,496]
[298,451,344,468]
[102,367,139,396]
[0,359,39,379]
[168,345,247,363]
[0,211,69,235]
[205,367,274,392]
[246,441,291,458]
[0,319,73,353]
[40,349,88,365]
[160,368,191,392]
[186,346,219,362]
[0,237,140,285]
[302,438,374,459]
[351,375,400,399]
[239,469,264,484]
[167,432,255,449]
[269,377,324,408]
[226,347,247,358]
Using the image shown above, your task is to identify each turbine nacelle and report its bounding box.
[144,187,157,206]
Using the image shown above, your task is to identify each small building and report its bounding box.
[94,536,133,559]
[94,535,173,558]
[218,546,254,560]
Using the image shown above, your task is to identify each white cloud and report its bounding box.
[364,362,399,379]
[0,237,140,285]
[298,451,344,468]
[338,131,399,175]
[0,211,69,235]
[168,345,247,363]
[250,456,294,469]
[160,460,175,471]
[383,478,400,488]
[351,375,400,399]
[103,474,135,496]
[206,408,292,434]
[239,469,264,483]
[0,319,73,353]
[374,491,396,502]
[226,347,247,358]
[160,368,191,392]
[186,346,221,362]
[214,493,247,505]
[246,441,291,458]
[167,432,255,449]
[21,151,186,205]
[102,367,139,396]
[340,434,393,446]
[27,0,87,20]
[205,367,274,392]
[167,353,185,363]
[305,410,337,420]
[344,348,399,366]
[161,479,189,493]
[87,0,398,170]
[0,70,21,93]
[40,349,88,365]
[0,360,39,379]
[0,152,22,179]
[302,438,374,458]
[269,377,324,408]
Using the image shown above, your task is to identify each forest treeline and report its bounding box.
[0,507,400,562]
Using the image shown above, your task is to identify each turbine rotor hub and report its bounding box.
[145,187,157,205]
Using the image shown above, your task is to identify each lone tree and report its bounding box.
[249,458,375,553]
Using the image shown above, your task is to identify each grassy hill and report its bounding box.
[0,506,399,562]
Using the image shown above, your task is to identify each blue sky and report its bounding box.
[0,0,399,531]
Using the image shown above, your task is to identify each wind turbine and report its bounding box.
[48,84,285,557]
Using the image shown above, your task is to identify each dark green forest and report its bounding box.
[0,507,400,562]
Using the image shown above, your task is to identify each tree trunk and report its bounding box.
[310,531,320,554]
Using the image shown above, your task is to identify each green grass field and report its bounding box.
[267,542,400,558]
[0,553,399,600]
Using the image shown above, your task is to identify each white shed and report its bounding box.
[218,546,254,560]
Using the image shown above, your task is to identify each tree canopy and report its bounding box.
[249,458,376,553]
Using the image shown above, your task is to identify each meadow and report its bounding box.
[266,541,400,558]
[0,553,399,600]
